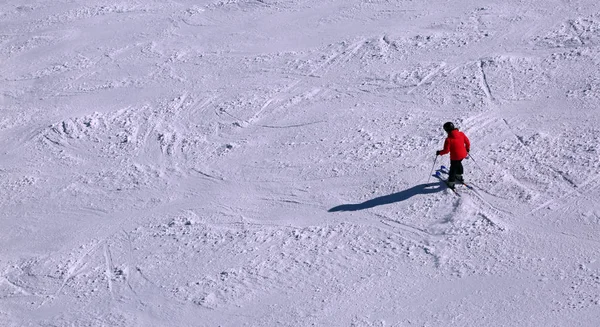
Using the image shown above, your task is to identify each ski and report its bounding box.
[433,170,460,196]
[436,165,472,188]
[433,165,475,195]
[443,180,460,195]
[461,182,474,190]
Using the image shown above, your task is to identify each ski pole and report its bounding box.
[467,153,484,173]
[427,155,438,183]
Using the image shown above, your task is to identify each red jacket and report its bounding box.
[439,129,470,160]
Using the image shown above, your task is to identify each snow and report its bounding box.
[1,0,600,325]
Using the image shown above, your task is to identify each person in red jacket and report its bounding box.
[436,122,470,188]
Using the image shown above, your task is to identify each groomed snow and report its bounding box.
[1,0,600,326]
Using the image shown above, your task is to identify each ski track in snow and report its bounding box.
[2,0,600,326]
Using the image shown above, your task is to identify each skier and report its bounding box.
[436,122,470,189]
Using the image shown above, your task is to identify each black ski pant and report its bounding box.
[448,160,464,182]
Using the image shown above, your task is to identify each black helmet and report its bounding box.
[443,122,455,132]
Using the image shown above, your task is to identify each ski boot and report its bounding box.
[446,180,456,189]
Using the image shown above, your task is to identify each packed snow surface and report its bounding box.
[2,0,600,326]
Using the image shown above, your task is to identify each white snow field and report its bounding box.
[2,0,600,326]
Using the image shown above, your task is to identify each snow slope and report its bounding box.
[1,0,600,326]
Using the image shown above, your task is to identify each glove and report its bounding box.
[435,150,441,156]
[466,148,470,153]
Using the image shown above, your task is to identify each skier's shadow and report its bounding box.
[328,182,443,212]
